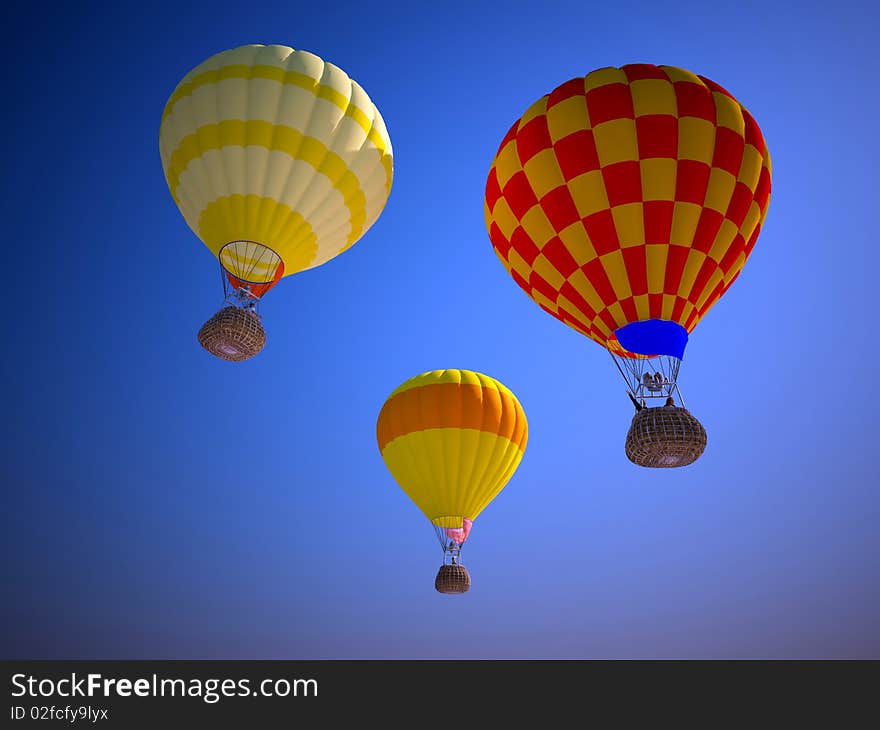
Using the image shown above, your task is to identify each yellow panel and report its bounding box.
[677,248,708,299]
[431,516,465,529]
[707,219,739,264]
[704,168,737,213]
[522,148,565,199]
[640,158,677,201]
[558,222,598,265]
[546,94,591,142]
[556,295,591,331]
[739,202,762,245]
[738,144,763,187]
[520,96,549,128]
[723,251,747,284]
[714,92,745,133]
[611,202,645,247]
[163,63,352,126]
[677,117,715,163]
[384,370,525,402]
[532,288,557,312]
[167,121,370,250]
[520,206,557,247]
[660,66,703,85]
[645,244,669,294]
[695,268,724,310]
[382,428,523,520]
[531,253,566,291]
[198,195,318,273]
[599,250,633,300]
[507,247,534,284]
[661,293,676,320]
[605,301,628,330]
[585,67,628,91]
[568,268,606,313]
[630,79,677,117]
[680,300,696,326]
[634,293,650,320]
[758,203,770,228]
[670,202,701,246]
[593,118,639,166]
[493,139,523,189]
[592,316,612,338]
[489,197,519,241]
[568,170,610,217]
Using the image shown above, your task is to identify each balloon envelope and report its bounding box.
[484,64,771,359]
[376,370,528,528]
[160,44,393,292]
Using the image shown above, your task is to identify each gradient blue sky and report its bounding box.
[2,0,878,659]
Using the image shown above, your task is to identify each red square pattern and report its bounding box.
[559,281,597,321]
[488,221,511,261]
[711,126,745,176]
[675,160,711,205]
[622,64,668,82]
[636,114,678,159]
[540,186,581,232]
[554,129,601,180]
[581,209,620,256]
[602,161,642,207]
[673,81,716,122]
[586,83,635,126]
[529,270,560,304]
[502,171,539,219]
[582,258,618,307]
[692,208,724,253]
[541,235,580,279]
[725,182,753,227]
[516,115,552,165]
[547,77,585,109]
[509,226,541,266]
[644,200,674,244]
[621,247,648,296]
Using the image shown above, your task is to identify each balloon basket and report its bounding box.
[435,564,471,594]
[197,305,266,362]
[625,404,707,468]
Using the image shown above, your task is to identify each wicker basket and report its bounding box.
[435,564,471,594]
[625,404,707,468]
[197,306,266,362]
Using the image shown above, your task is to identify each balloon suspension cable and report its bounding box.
[220,262,262,314]
[434,525,465,566]
[608,349,686,409]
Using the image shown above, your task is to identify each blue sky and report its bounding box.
[2,0,878,658]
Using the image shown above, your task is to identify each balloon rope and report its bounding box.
[608,349,636,398]
[220,261,229,300]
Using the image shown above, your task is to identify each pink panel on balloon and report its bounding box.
[445,518,473,544]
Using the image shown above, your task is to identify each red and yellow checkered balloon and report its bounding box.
[484,64,771,358]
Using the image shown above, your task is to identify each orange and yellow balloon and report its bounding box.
[377,369,528,530]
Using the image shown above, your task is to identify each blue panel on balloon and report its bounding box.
[614,319,689,359]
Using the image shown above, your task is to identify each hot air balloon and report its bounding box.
[484,65,771,467]
[159,44,393,361]
[376,370,528,593]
